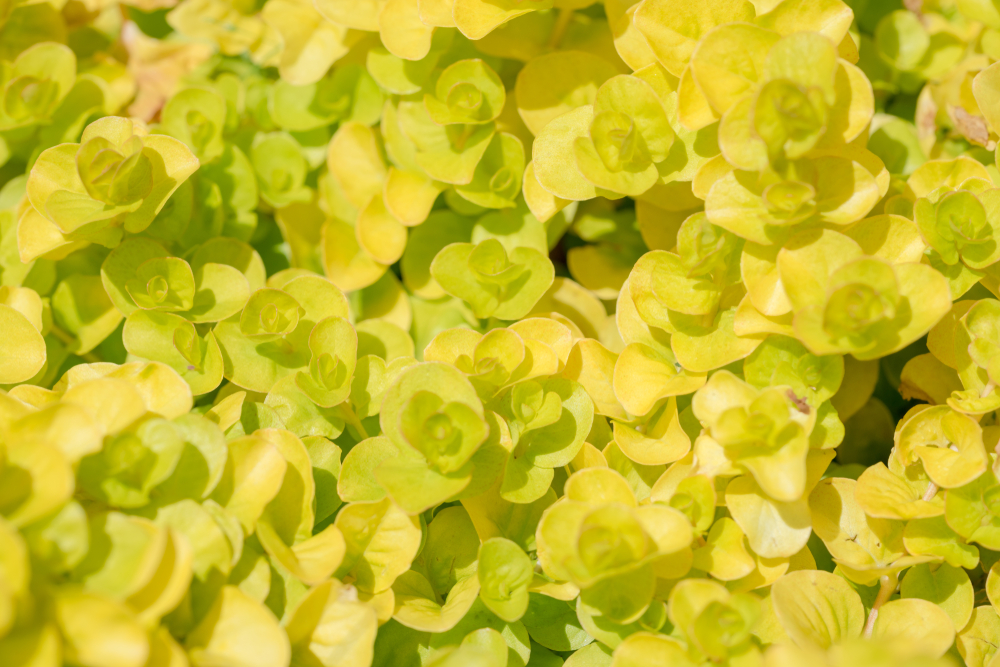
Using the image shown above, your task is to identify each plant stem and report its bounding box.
[547,9,575,50]
[48,325,103,364]
[982,380,996,399]
[863,573,898,639]
[339,402,370,440]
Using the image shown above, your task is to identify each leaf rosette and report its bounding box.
[20,116,198,261]
[0,43,77,131]
[693,370,815,502]
[496,376,594,504]
[671,23,882,245]
[536,468,693,624]
[667,579,762,662]
[157,87,227,164]
[374,362,505,514]
[168,0,276,61]
[624,217,762,373]
[213,272,351,393]
[896,406,988,490]
[532,73,675,200]
[909,158,1000,297]
[431,237,554,320]
[0,41,106,158]
[424,59,505,126]
[777,229,951,359]
[702,30,872,169]
[424,322,568,400]
[704,154,883,247]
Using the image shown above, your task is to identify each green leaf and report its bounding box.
[770,570,864,649]
[478,537,532,622]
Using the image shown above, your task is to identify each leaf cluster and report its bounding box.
[6,0,1000,666]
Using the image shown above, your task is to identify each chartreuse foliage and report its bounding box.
[8,0,1000,666]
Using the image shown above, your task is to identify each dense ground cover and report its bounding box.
[4,0,1000,665]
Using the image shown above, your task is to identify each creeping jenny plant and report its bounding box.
[6,0,1000,665]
